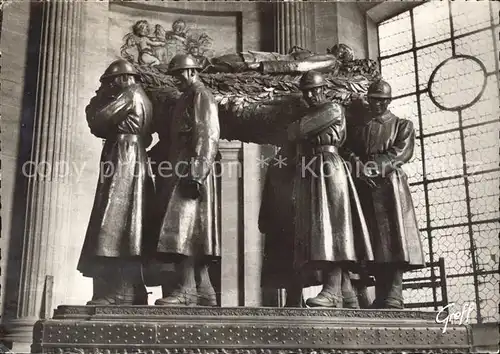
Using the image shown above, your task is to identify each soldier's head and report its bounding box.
[100,59,140,92]
[299,71,327,107]
[167,54,201,91]
[367,80,392,116]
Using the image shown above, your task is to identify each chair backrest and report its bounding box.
[402,257,449,310]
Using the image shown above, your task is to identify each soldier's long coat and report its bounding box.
[260,102,374,284]
[342,104,426,269]
[154,80,220,259]
[291,102,374,268]
[78,84,154,277]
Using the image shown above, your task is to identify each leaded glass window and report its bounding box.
[378,1,499,324]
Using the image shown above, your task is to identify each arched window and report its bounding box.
[378,1,499,323]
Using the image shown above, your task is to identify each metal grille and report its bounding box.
[378,1,500,323]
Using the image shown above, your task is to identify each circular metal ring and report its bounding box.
[427,54,487,111]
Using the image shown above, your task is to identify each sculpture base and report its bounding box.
[32,306,471,353]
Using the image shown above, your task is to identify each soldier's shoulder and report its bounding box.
[193,82,215,101]
[389,111,414,129]
[323,101,343,111]
[129,83,148,97]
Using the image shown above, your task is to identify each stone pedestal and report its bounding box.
[32,306,472,353]
[2,2,82,350]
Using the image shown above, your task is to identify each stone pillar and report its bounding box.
[219,141,244,307]
[274,0,310,54]
[3,2,82,350]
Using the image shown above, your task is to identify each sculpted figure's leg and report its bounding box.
[341,271,360,309]
[139,52,161,66]
[195,262,217,306]
[306,266,342,308]
[87,262,144,305]
[385,268,404,309]
[370,266,391,308]
[89,275,106,302]
[155,256,197,306]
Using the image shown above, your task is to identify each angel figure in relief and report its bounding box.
[165,19,188,43]
[121,20,166,66]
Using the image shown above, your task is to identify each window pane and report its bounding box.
[428,56,487,111]
[423,131,463,180]
[478,273,500,323]
[451,1,493,35]
[456,29,496,73]
[468,172,500,223]
[473,223,500,273]
[464,121,500,173]
[420,93,459,135]
[432,226,471,276]
[462,75,500,127]
[378,11,413,56]
[413,1,451,47]
[416,42,452,90]
[446,276,478,324]
[380,52,416,96]
[427,177,468,227]
[390,94,420,134]
[493,1,500,26]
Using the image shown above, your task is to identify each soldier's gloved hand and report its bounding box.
[355,158,379,189]
[360,174,379,189]
[179,179,202,200]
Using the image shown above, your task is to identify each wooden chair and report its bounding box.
[354,257,449,310]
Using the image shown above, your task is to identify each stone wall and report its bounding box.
[313,2,378,60]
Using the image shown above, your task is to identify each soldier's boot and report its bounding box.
[341,271,360,309]
[385,269,404,309]
[155,257,197,306]
[195,263,217,306]
[88,264,142,306]
[285,283,304,308]
[306,267,342,308]
[87,276,112,305]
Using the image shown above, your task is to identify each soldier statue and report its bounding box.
[342,79,426,309]
[153,54,221,306]
[77,59,154,305]
[261,70,374,308]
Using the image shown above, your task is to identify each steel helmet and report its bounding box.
[167,54,201,74]
[299,71,326,90]
[100,59,139,82]
[367,80,392,99]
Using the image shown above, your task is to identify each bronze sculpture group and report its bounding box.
[79,48,425,309]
